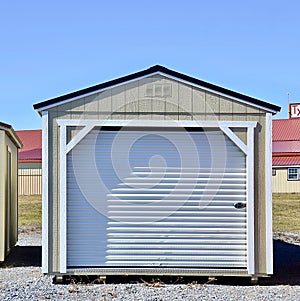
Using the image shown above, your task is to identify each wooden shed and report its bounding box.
[34,65,280,279]
[0,122,22,262]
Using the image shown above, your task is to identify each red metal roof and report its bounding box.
[273,119,300,141]
[272,119,300,165]
[16,129,42,162]
[273,140,300,153]
[273,154,300,166]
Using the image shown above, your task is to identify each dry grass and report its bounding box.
[18,195,42,226]
[18,193,300,233]
[273,193,300,233]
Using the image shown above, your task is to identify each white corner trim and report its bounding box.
[59,123,67,273]
[220,126,248,154]
[66,124,95,154]
[265,112,273,274]
[41,111,49,273]
[247,126,255,275]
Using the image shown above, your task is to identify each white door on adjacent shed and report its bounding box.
[66,128,247,269]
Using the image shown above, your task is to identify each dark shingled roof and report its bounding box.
[33,65,281,113]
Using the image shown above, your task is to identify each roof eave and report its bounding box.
[19,159,42,163]
[0,122,23,149]
[33,65,281,115]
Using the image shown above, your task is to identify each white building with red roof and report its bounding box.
[16,129,42,195]
[272,119,300,193]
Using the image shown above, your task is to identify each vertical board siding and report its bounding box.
[18,168,42,195]
[0,132,5,261]
[272,167,300,193]
[178,81,192,121]
[48,110,59,272]
[54,76,258,122]
[5,135,19,254]
[257,113,267,273]
[0,131,19,261]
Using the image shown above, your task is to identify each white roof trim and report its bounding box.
[156,72,278,114]
[56,119,257,129]
[0,124,23,149]
[37,72,278,114]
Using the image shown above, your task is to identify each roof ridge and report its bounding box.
[33,65,281,113]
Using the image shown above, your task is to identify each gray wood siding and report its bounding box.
[48,111,60,272]
[54,75,265,122]
[47,75,269,274]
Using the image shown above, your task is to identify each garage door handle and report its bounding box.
[234,202,246,209]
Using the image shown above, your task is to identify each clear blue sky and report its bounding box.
[1,0,299,129]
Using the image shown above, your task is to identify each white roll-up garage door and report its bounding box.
[66,127,247,269]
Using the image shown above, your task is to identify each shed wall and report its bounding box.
[272,167,300,193]
[0,131,18,261]
[0,131,5,261]
[5,133,19,252]
[45,75,268,275]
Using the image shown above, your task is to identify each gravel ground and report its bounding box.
[273,232,300,246]
[0,228,299,301]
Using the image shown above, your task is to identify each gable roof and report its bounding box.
[0,122,23,148]
[16,129,42,163]
[33,65,281,114]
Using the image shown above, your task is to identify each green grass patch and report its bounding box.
[18,195,42,226]
[18,193,300,233]
[273,194,300,233]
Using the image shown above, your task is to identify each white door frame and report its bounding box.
[57,119,257,274]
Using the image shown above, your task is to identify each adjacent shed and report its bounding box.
[34,65,281,279]
[0,122,22,262]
